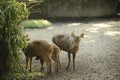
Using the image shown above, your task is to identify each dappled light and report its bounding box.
[117,13,120,16]
[43,20,51,24]
[85,22,120,35]
[85,40,95,44]
[105,31,120,37]
[92,23,112,28]
[47,27,54,30]
[67,23,81,27]
[86,27,99,33]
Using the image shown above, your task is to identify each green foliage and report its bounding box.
[0,0,28,73]
[20,19,52,28]
[0,71,45,80]
[0,1,46,79]
[1,0,16,2]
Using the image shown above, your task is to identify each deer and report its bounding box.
[23,40,61,74]
[35,43,61,72]
[52,32,84,70]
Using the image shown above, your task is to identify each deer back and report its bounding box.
[24,40,53,58]
[53,32,84,53]
[53,34,75,51]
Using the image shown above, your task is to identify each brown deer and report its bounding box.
[35,43,61,72]
[24,40,60,74]
[51,44,61,72]
[52,32,84,70]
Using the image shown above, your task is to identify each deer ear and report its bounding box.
[71,32,75,37]
[80,33,84,38]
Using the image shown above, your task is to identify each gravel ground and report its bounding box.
[24,18,120,80]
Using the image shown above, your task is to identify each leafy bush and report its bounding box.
[0,0,28,73]
[0,1,46,79]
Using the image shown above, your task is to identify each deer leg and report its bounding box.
[26,57,29,70]
[73,53,76,70]
[52,55,58,72]
[58,55,61,69]
[29,57,32,72]
[44,56,51,74]
[55,60,58,72]
[66,52,71,70]
[55,58,60,72]
[40,58,44,72]
[54,54,60,72]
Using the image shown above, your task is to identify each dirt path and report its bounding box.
[24,18,120,80]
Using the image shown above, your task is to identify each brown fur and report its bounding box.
[52,44,61,72]
[52,32,84,70]
[24,40,60,74]
[36,43,61,72]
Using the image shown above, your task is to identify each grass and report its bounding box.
[0,64,45,80]
[20,19,52,28]
[0,71,45,80]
